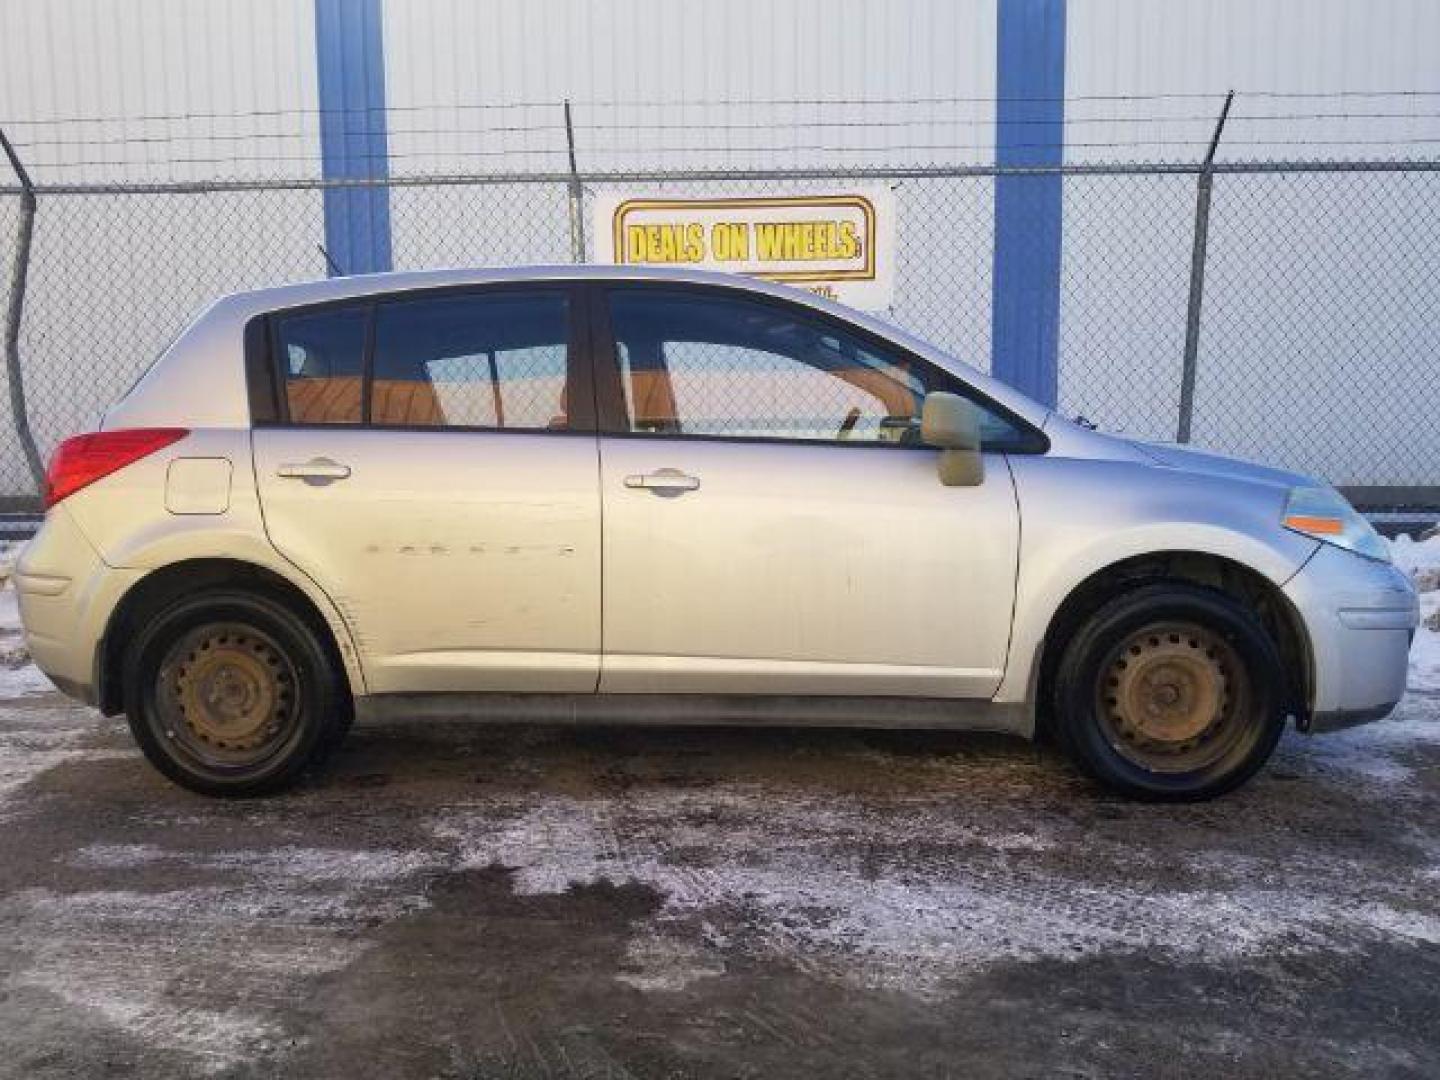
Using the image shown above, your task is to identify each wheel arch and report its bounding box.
[1026,550,1313,741]
[96,557,365,716]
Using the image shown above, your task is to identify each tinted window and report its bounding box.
[275,306,367,424]
[371,292,570,429]
[607,289,1037,449]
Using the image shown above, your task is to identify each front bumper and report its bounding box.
[1282,544,1418,732]
[1306,701,1403,734]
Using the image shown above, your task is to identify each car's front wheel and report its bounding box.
[123,589,352,796]
[1053,582,1288,800]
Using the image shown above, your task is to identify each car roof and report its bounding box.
[213,264,851,319]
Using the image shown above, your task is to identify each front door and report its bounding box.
[591,284,1027,698]
[252,285,601,693]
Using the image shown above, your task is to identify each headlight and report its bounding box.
[1282,485,1389,562]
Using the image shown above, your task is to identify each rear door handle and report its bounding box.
[624,468,701,496]
[276,458,351,484]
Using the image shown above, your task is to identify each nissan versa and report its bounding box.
[15,266,1418,799]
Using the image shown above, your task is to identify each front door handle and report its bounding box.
[624,468,701,496]
[276,458,352,485]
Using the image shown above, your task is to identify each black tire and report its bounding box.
[122,588,352,796]
[1053,582,1287,801]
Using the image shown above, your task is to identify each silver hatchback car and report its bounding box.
[16,266,1417,799]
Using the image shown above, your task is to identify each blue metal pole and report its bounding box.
[314,0,392,275]
[991,0,1066,406]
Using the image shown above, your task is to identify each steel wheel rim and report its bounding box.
[155,622,301,771]
[1095,620,1253,774]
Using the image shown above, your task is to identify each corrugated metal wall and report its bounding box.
[1066,0,1440,162]
[381,0,996,174]
[0,0,320,182]
[9,0,1439,180]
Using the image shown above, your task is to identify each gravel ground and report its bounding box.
[0,681,1437,1078]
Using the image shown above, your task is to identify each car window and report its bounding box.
[274,306,368,424]
[606,288,1037,449]
[370,291,570,429]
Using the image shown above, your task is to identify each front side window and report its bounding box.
[371,291,570,429]
[274,306,368,424]
[606,289,1036,449]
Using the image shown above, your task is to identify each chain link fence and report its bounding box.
[1,160,1437,509]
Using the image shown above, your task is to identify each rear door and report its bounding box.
[590,283,1029,698]
[251,284,602,693]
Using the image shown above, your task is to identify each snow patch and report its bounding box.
[1284,700,1440,786]
[0,583,19,629]
[18,964,281,1075]
[1389,532,1440,692]
[1350,902,1440,946]
[434,798,618,896]
[427,756,1440,997]
[2,847,436,1072]
[0,725,130,804]
[205,845,438,883]
[72,843,169,869]
[616,933,727,993]
[0,566,54,697]
[73,843,438,884]
[2,880,378,1073]
[0,539,24,588]
[0,662,57,697]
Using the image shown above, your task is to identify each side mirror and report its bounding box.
[920,392,984,487]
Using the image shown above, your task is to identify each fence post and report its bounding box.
[563,100,586,263]
[0,128,45,494]
[1176,90,1234,444]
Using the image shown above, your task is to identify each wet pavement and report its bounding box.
[1,687,1438,1078]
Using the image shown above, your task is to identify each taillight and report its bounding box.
[44,428,189,508]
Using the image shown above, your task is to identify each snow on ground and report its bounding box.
[0,543,57,699]
[3,874,396,1070]
[1391,531,1440,691]
[0,539,20,585]
[418,671,1440,995]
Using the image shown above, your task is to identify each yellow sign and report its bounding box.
[593,190,895,309]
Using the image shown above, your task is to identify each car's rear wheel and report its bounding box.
[123,589,351,796]
[1053,583,1288,800]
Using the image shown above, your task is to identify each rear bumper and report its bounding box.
[1282,544,1417,732]
[15,506,139,707]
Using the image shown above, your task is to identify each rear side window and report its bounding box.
[370,292,570,429]
[273,306,367,424]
